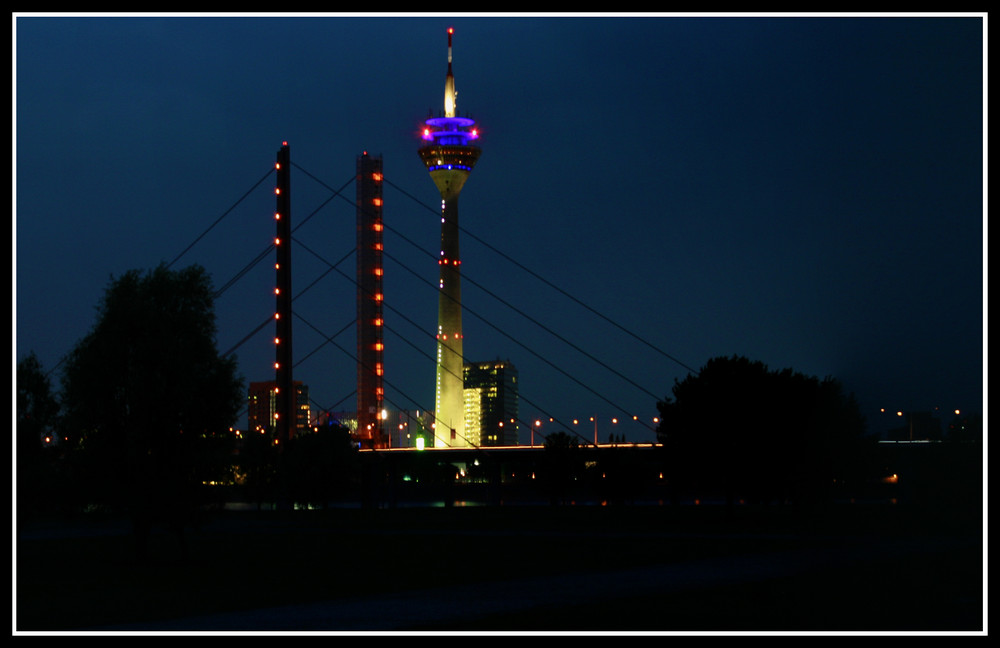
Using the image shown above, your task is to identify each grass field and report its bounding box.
[14,502,984,633]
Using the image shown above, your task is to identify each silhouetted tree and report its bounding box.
[656,355,872,511]
[279,424,359,508]
[16,352,63,522]
[17,352,60,456]
[59,264,243,558]
[597,446,646,506]
[543,430,580,505]
[239,427,281,509]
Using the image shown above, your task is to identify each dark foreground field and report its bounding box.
[15,502,983,634]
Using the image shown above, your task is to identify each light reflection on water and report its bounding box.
[222,496,904,511]
[223,499,683,510]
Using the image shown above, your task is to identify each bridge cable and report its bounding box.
[290,238,478,448]
[289,165,656,442]
[386,177,698,376]
[42,167,276,380]
[290,309,491,448]
[384,245,655,434]
[212,171,352,301]
[293,235,597,448]
[168,166,275,269]
[315,172,661,422]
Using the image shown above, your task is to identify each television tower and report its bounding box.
[418,27,481,447]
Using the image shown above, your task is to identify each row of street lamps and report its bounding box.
[878,407,964,442]
[530,414,661,446]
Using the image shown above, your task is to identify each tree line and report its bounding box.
[18,263,978,536]
[15,265,361,548]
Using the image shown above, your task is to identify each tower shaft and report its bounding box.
[418,28,481,447]
[434,194,464,446]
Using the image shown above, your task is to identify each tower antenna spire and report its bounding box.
[444,27,456,118]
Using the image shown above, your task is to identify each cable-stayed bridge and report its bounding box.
[164,142,696,452]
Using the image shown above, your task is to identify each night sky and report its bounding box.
[14,14,985,443]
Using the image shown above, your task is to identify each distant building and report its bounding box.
[247,380,310,438]
[314,409,357,434]
[464,360,519,446]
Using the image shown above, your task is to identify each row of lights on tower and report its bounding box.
[270,151,394,431]
[273,150,288,377]
[370,171,384,414]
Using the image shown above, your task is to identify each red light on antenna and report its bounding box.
[448,27,454,35]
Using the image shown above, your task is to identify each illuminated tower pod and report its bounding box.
[418,28,481,448]
[356,152,387,449]
[274,141,294,444]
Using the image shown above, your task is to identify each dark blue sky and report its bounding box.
[14,14,985,442]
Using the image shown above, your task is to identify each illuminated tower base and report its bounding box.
[418,28,481,448]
